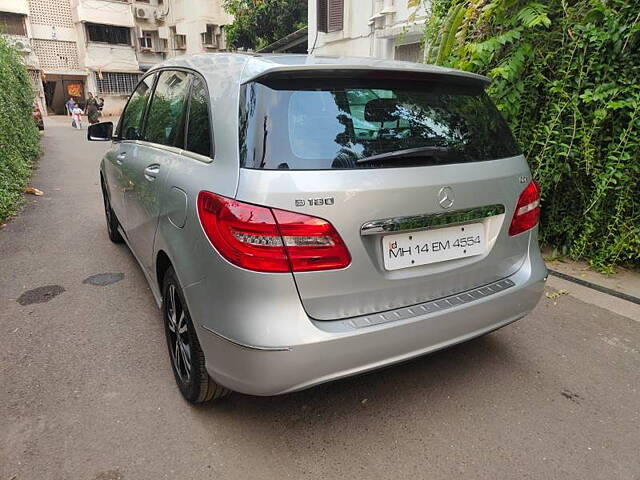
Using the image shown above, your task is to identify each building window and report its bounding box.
[174,34,186,50]
[170,26,186,50]
[394,43,424,63]
[201,24,222,48]
[96,72,141,95]
[0,12,27,36]
[86,23,131,45]
[317,0,343,33]
[139,31,153,50]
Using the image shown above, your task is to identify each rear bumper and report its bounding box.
[196,248,547,396]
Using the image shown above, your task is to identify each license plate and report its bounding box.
[383,223,485,271]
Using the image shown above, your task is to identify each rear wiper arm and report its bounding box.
[355,146,456,164]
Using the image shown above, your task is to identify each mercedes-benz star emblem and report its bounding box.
[437,186,455,209]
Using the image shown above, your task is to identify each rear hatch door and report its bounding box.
[235,71,533,320]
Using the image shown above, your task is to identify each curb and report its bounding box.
[547,269,640,306]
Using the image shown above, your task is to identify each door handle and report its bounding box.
[115,152,127,165]
[144,164,160,181]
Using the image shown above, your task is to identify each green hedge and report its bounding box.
[421,0,639,271]
[0,34,40,223]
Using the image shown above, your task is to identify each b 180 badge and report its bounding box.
[295,197,335,207]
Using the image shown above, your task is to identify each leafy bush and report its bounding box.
[421,0,640,270]
[0,34,40,223]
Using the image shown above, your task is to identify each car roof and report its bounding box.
[149,53,489,86]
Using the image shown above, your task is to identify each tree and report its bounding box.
[223,0,307,51]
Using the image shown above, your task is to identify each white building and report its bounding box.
[75,0,232,115]
[161,0,232,56]
[0,0,232,116]
[308,0,428,62]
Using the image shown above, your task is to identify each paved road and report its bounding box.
[1,117,639,480]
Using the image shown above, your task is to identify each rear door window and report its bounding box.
[185,76,212,157]
[144,70,190,147]
[239,77,521,170]
[119,74,155,141]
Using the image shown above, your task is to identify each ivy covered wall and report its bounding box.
[419,0,639,270]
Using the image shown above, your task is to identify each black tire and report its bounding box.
[101,179,124,243]
[162,267,230,403]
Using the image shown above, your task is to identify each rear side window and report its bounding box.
[144,70,190,147]
[239,77,521,170]
[120,74,155,141]
[185,76,212,157]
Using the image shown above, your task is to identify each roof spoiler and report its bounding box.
[241,65,490,88]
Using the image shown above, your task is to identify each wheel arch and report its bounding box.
[156,249,173,292]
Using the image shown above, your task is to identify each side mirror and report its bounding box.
[88,122,114,141]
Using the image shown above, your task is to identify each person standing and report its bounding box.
[85,92,100,125]
[71,103,83,129]
[65,97,75,116]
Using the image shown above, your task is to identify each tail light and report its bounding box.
[509,180,541,236]
[197,192,351,273]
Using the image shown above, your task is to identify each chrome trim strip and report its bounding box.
[133,141,213,164]
[181,149,213,164]
[200,324,292,352]
[343,278,516,329]
[360,204,505,236]
[134,140,184,156]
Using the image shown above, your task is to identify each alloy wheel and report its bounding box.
[103,193,113,233]
[165,283,192,383]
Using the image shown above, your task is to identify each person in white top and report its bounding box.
[71,103,83,129]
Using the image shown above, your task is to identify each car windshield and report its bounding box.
[239,77,521,170]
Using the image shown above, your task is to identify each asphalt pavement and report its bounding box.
[1,116,639,480]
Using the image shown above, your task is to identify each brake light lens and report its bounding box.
[509,180,541,236]
[197,192,351,273]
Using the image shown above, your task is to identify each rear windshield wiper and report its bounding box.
[355,146,459,164]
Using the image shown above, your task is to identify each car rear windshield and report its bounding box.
[239,76,521,170]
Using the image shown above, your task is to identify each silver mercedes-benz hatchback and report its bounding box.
[89,54,546,403]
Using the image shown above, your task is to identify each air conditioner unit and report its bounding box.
[135,7,149,19]
[11,39,32,53]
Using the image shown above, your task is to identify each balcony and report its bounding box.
[136,49,165,69]
[0,0,29,15]
[73,0,135,27]
[84,43,139,72]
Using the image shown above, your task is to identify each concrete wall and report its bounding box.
[71,0,135,27]
[98,95,128,116]
[83,44,139,72]
[0,0,29,15]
